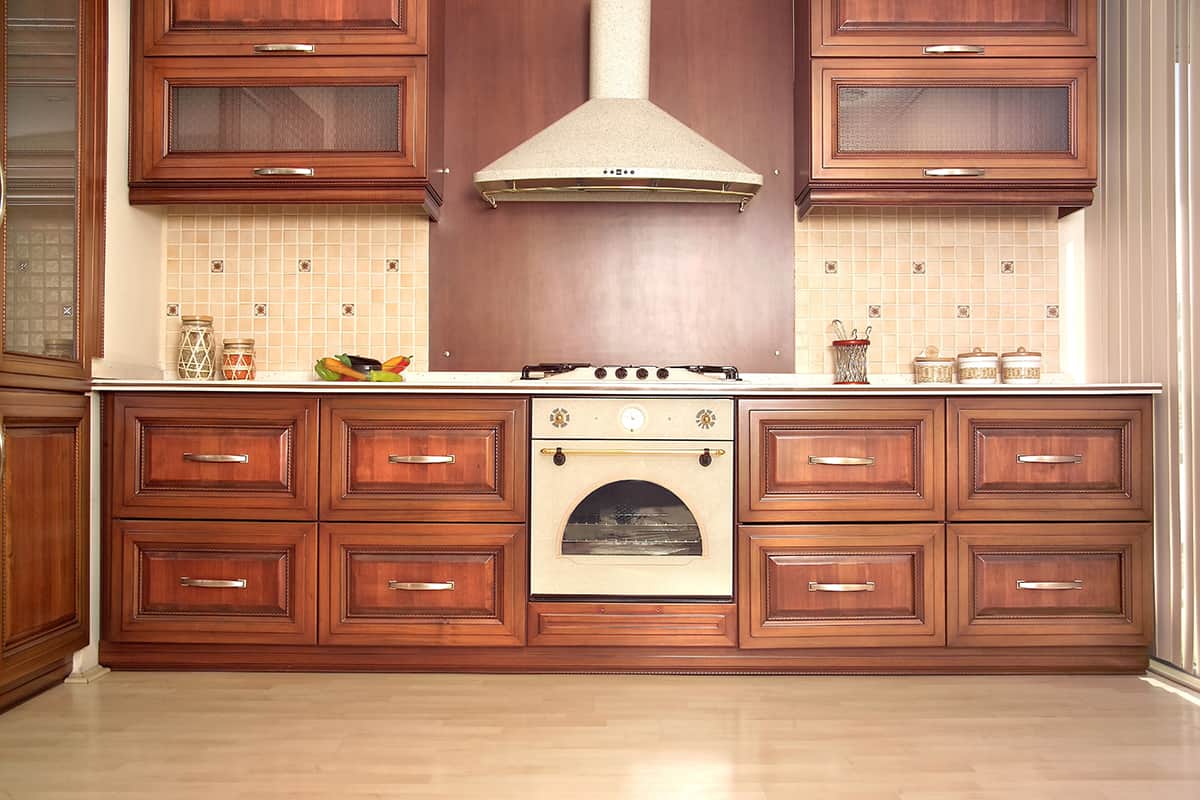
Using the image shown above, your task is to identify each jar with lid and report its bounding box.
[957,347,999,385]
[177,315,215,380]
[1000,346,1042,384]
[913,346,955,384]
[221,338,256,381]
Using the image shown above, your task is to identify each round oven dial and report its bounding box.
[619,405,647,432]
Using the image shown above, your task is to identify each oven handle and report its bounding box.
[539,446,727,467]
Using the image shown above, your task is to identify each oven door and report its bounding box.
[531,440,733,598]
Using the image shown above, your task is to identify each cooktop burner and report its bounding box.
[519,363,740,382]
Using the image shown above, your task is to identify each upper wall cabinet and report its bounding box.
[811,0,1096,57]
[796,1,1098,217]
[129,1,444,214]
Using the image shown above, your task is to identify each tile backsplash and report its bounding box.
[795,207,1061,376]
[164,206,429,375]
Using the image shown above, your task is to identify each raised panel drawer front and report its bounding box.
[108,520,317,644]
[947,396,1152,520]
[528,602,737,648]
[111,395,318,520]
[811,58,1096,182]
[319,524,525,646]
[738,525,945,648]
[739,398,944,521]
[947,523,1152,646]
[811,0,1096,56]
[139,0,428,56]
[321,397,528,522]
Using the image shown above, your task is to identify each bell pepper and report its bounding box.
[383,354,414,374]
[367,369,404,382]
[320,357,366,381]
[313,360,340,381]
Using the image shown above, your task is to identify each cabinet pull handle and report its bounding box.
[388,454,456,464]
[923,168,986,177]
[388,580,455,591]
[808,456,875,466]
[179,577,247,589]
[253,43,316,53]
[923,44,985,55]
[808,581,876,592]
[253,167,315,177]
[1016,454,1083,464]
[434,168,451,174]
[183,453,249,463]
[1016,580,1084,591]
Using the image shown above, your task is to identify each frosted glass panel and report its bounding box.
[562,480,702,557]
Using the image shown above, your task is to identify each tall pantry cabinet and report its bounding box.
[0,0,105,710]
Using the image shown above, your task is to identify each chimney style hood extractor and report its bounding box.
[472,0,764,211]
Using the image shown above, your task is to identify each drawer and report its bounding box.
[947,397,1153,520]
[948,523,1152,646]
[528,602,737,648]
[739,398,944,521]
[738,524,945,648]
[319,523,525,646]
[110,394,318,520]
[321,397,528,522]
[106,520,316,644]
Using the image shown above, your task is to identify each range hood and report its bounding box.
[473,0,763,211]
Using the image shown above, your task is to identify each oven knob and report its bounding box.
[615,367,628,379]
[656,368,670,380]
[636,367,649,380]
[594,367,607,379]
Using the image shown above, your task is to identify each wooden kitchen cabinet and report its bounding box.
[0,390,88,710]
[947,523,1152,647]
[809,0,1096,57]
[137,0,429,56]
[739,398,944,522]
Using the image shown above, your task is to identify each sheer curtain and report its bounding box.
[1083,0,1199,679]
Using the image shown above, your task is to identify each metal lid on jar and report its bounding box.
[957,346,997,359]
[914,346,955,364]
[1001,345,1041,358]
[180,315,213,324]
[223,338,255,347]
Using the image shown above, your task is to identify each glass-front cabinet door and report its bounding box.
[1,0,102,385]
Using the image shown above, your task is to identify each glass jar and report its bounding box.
[177,315,215,380]
[221,338,257,381]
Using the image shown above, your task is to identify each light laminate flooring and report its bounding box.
[0,672,1198,799]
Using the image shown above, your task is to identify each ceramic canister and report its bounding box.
[957,347,999,385]
[1000,346,1042,385]
[913,346,956,384]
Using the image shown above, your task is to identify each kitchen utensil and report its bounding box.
[832,319,848,339]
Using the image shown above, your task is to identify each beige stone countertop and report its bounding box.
[90,372,1163,396]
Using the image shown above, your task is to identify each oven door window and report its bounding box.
[561,480,702,556]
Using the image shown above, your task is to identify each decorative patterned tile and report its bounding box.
[297,259,312,273]
[1001,260,1016,275]
[211,259,225,274]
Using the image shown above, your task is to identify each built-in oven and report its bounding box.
[530,397,734,598]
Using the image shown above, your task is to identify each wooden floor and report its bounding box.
[0,673,1198,799]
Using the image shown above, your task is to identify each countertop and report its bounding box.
[90,372,1163,396]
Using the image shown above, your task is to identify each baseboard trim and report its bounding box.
[1147,658,1200,695]
[64,665,112,685]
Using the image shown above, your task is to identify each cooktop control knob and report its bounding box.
[656,368,670,380]
[594,367,607,379]
[635,367,649,380]
[615,367,628,379]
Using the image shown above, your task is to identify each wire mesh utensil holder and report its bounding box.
[832,338,870,384]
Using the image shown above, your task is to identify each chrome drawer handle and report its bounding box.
[539,447,727,457]
[808,581,876,593]
[388,454,456,464]
[388,581,455,591]
[1016,580,1084,591]
[1016,454,1084,464]
[253,167,315,177]
[183,453,249,463]
[924,168,986,177]
[808,456,875,466]
[179,577,247,589]
[923,44,985,55]
[253,43,316,53]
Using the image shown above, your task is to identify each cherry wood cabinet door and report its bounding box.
[106,520,317,645]
[109,394,319,520]
[810,58,1096,183]
[0,390,87,702]
[947,396,1153,521]
[947,523,1152,647]
[136,0,429,56]
[809,0,1096,56]
[321,397,527,522]
[319,523,524,646]
[739,398,944,522]
[739,524,945,648]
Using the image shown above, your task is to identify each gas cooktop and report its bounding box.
[520,363,740,382]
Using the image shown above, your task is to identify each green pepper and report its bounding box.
[367,369,404,382]
[313,361,340,381]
